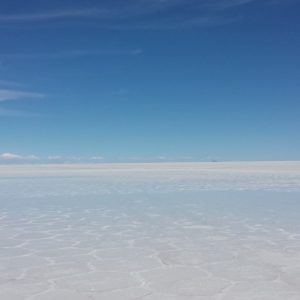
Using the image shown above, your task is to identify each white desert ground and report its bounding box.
[0,161,300,300]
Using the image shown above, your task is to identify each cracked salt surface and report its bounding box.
[0,162,300,299]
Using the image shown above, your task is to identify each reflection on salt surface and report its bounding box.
[0,163,300,299]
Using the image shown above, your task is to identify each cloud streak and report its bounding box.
[0,89,44,103]
[0,153,106,164]
[0,1,183,23]
[0,49,143,61]
[96,15,238,30]
[0,8,105,22]
[0,89,44,117]
[0,152,39,161]
[0,0,276,29]
[207,0,256,9]
[0,107,39,117]
[0,79,25,88]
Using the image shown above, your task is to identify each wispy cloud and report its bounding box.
[97,15,238,30]
[207,0,256,9]
[0,8,105,22]
[0,107,40,117]
[0,152,39,161]
[0,0,280,29]
[47,156,63,161]
[0,79,25,88]
[0,153,106,164]
[0,153,220,164]
[90,156,105,161]
[0,89,44,103]
[0,49,143,61]
[57,156,105,163]
[0,1,182,23]
[0,89,44,117]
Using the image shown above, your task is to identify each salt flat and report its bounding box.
[0,162,300,299]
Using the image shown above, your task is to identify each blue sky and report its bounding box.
[0,0,299,163]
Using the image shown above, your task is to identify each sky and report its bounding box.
[0,0,299,163]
